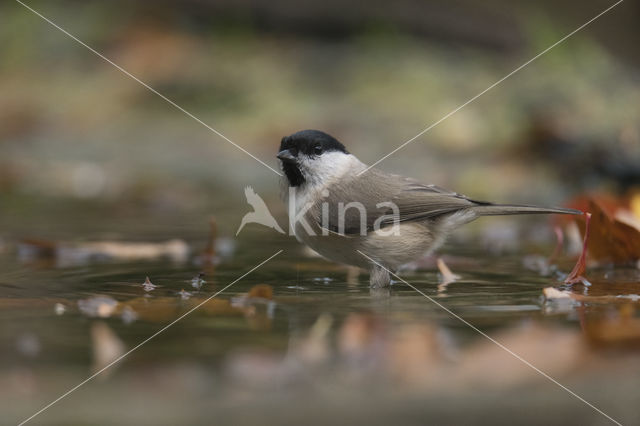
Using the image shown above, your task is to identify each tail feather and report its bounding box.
[472,204,582,216]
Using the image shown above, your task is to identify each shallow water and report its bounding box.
[1,202,639,426]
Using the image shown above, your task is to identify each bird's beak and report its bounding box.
[277,149,297,164]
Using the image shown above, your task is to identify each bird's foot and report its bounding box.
[369,264,391,288]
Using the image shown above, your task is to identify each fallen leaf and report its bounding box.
[585,200,640,264]
[193,298,244,316]
[18,238,189,266]
[543,281,640,305]
[631,193,640,218]
[566,196,640,264]
[61,239,189,264]
[565,212,591,284]
[543,287,572,300]
[118,297,180,322]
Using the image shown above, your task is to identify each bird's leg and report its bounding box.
[369,263,390,288]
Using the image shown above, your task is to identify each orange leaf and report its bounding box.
[581,199,640,264]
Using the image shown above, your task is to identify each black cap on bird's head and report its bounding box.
[277,130,349,187]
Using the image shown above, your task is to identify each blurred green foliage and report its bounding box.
[1,1,639,229]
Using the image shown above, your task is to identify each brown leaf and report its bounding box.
[118,297,180,322]
[195,298,243,316]
[569,197,640,264]
[18,238,189,266]
[565,212,591,284]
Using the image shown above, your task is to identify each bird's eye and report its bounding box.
[313,145,323,155]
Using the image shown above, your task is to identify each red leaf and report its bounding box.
[565,212,591,285]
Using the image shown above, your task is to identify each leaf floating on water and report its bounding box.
[541,287,579,315]
[142,276,156,292]
[17,238,189,266]
[231,284,275,316]
[543,287,572,300]
[68,239,190,263]
[565,212,591,285]
[195,298,244,316]
[119,297,180,322]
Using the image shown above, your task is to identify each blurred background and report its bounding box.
[1,0,639,239]
[2,1,640,425]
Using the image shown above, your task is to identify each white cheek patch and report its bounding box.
[299,152,359,189]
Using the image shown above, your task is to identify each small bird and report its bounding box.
[277,130,581,288]
[236,186,285,235]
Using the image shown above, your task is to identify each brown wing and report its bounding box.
[311,169,485,235]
